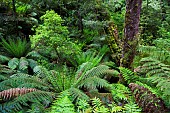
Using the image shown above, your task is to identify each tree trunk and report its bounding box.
[120,0,142,69]
[12,0,19,36]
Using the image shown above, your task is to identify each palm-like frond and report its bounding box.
[0,88,37,100]
[1,91,53,112]
[0,55,10,63]
[68,88,90,101]
[138,38,170,64]
[0,76,49,91]
[78,76,109,90]
[0,74,7,81]
[148,76,170,105]
[140,57,170,77]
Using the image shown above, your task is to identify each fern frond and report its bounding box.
[0,74,8,81]
[129,83,167,113]
[0,76,49,91]
[0,88,37,100]
[26,51,43,59]
[68,88,90,101]
[140,57,170,77]
[83,65,110,79]
[19,57,29,72]
[0,55,10,63]
[78,76,109,90]
[119,67,138,84]
[50,93,75,113]
[9,91,53,111]
[75,62,93,80]
[148,76,170,106]
[8,58,19,70]
[139,41,170,64]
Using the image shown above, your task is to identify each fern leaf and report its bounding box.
[78,76,109,90]
[0,88,37,100]
[19,57,29,71]
[8,58,19,70]
[27,59,37,69]
[68,88,90,101]
[83,65,110,79]
[0,76,49,91]
[9,91,53,111]
[0,74,7,81]
[0,55,10,63]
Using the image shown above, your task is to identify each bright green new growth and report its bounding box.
[30,10,80,57]
[30,10,68,48]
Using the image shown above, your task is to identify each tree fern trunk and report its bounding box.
[120,0,142,69]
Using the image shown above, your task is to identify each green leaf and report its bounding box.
[19,57,29,71]
[8,58,19,70]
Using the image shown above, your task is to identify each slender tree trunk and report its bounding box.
[12,0,19,36]
[120,0,142,69]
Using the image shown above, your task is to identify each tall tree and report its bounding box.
[120,0,142,69]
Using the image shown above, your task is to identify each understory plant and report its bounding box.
[0,37,31,58]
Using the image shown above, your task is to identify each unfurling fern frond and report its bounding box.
[129,83,167,113]
[0,88,37,100]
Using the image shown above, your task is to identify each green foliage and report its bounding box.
[138,38,170,65]
[0,55,10,64]
[148,76,170,107]
[7,57,37,73]
[123,102,142,113]
[91,97,109,113]
[30,10,81,61]
[110,84,131,103]
[71,45,109,67]
[76,99,91,113]
[129,83,167,113]
[140,57,170,77]
[0,38,31,58]
[49,93,75,113]
[119,67,139,84]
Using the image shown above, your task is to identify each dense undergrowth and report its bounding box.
[0,0,170,113]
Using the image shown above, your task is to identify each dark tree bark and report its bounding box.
[12,0,19,36]
[120,0,142,69]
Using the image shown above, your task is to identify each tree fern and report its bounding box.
[139,57,170,77]
[119,67,139,84]
[138,38,170,65]
[129,83,167,113]
[148,76,170,107]
[0,76,49,91]
[78,76,109,90]
[68,88,90,101]
[0,88,37,100]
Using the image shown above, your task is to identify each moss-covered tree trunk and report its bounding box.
[120,0,142,69]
